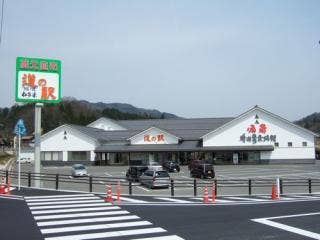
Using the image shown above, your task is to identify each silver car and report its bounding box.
[71,164,88,177]
[139,170,170,189]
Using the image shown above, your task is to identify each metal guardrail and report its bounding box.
[1,169,320,197]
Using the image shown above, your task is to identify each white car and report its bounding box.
[17,157,33,163]
[71,164,88,177]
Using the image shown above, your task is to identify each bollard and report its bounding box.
[308,179,312,194]
[89,176,93,192]
[248,179,252,195]
[5,170,8,184]
[279,179,283,195]
[55,174,59,190]
[170,179,174,197]
[214,179,217,196]
[129,179,132,195]
[193,178,197,196]
[28,172,31,187]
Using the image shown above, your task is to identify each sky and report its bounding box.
[0,0,319,121]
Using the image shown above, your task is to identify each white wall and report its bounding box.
[130,127,179,145]
[203,109,315,160]
[87,118,126,131]
[41,126,98,161]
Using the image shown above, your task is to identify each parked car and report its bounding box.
[139,170,170,189]
[162,160,180,172]
[189,160,215,179]
[126,166,148,182]
[17,157,33,163]
[147,162,163,171]
[71,164,88,177]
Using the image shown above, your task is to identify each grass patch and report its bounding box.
[0,153,12,165]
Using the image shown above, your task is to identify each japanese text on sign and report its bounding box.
[144,134,165,142]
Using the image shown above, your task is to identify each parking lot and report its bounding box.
[9,161,320,197]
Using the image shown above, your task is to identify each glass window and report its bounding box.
[155,171,169,178]
[288,142,293,147]
[302,142,307,147]
[44,152,51,161]
[52,152,59,161]
[68,151,89,161]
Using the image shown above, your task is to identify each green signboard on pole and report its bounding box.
[15,57,61,103]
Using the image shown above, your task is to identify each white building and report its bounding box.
[40,106,318,166]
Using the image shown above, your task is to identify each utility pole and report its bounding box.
[34,103,43,188]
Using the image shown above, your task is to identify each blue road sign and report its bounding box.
[14,119,27,135]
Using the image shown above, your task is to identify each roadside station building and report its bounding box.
[40,106,318,166]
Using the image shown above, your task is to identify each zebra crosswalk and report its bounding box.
[25,194,184,240]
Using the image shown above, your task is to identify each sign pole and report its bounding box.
[34,103,43,188]
[18,131,21,190]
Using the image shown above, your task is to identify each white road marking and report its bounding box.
[104,172,113,177]
[41,220,152,234]
[37,215,140,227]
[136,186,151,192]
[155,197,193,203]
[258,195,296,201]
[292,195,320,199]
[24,194,94,199]
[26,196,100,202]
[113,196,148,203]
[44,227,167,240]
[226,197,268,202]
[27,199,104,206]
[132,235,185,240]
[34,210,130,220]
[0,195,24,201]
[191,197,234,203]
[252,212,320,240]
[30,202,111,210]
[32,206,120,214]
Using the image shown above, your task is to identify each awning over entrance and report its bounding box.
[95,141,274,152]
[95,141,199,152]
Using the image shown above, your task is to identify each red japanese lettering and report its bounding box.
[157,134,164,142]
[40,61,48,70]
[247,124,256,133]
[41,86,56,100]
[22,74,36,88]
[49,62,58,71]
[20,60,29,69]
[144,135,150,142]
[259,124,267,134]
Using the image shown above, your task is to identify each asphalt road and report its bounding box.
[0,197,42,240]
[1,189,320,240]
[121,200,320,240]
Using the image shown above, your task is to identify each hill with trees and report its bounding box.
[0,98,179,140]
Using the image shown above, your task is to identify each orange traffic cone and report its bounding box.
[203,185,209,203]
[211,183,216,203]
[271,183,278,200]
[105,185,113,203]
[116,181,121,204]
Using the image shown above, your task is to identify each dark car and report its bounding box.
[189,160,215,179]
[162,160,180,172]
[126,166,149,182]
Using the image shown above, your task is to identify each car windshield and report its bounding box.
[155,171,169,178]
[74,165,86,170]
